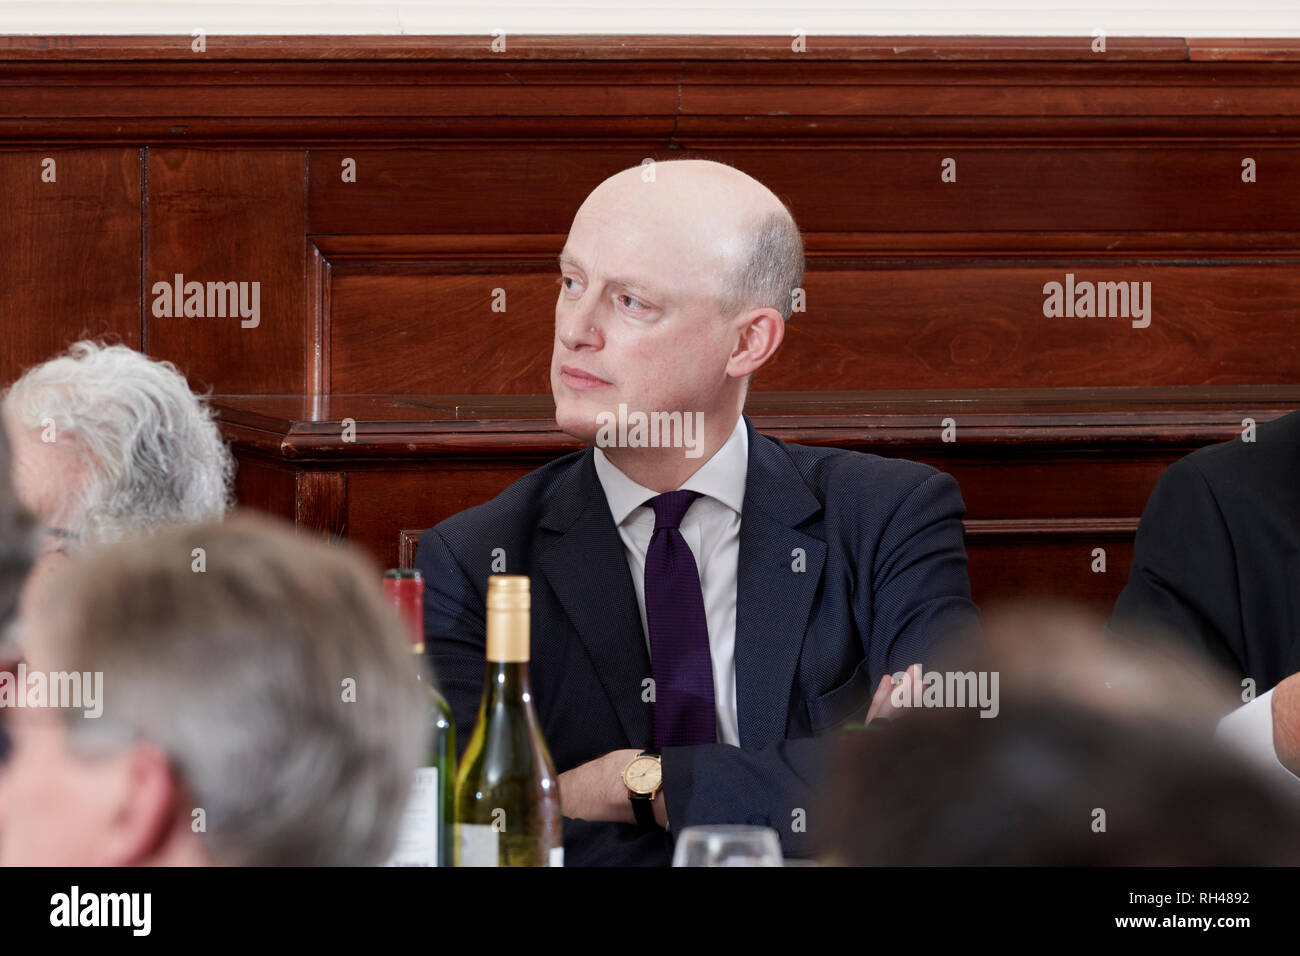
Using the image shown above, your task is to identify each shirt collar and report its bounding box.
[593,414,749,526]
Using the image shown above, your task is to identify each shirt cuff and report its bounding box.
[1215,689,1300,793]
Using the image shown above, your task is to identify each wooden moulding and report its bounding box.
[212,387,1300,463]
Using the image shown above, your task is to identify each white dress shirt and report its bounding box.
[592,415,748,747]
[1215,689,1300,795]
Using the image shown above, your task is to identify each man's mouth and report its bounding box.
[560,365,612,390]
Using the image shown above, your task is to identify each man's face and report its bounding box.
[0,706,125,866]
[550,180,745,444]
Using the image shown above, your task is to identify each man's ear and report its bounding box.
[100,741,183,865]
[727,307,785,379]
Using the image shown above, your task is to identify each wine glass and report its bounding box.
[671,825,784,866]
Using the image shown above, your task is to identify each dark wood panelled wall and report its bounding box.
[3,36,1299,611]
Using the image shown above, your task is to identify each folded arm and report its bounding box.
[577,471,982,854]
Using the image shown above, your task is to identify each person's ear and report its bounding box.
[726,307,785,380]
[98,741,183,865]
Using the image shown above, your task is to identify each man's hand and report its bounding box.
[558,749,669,828]
[864,663,923,725]
[1273,672,1300,775]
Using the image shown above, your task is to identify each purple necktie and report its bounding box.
[644,490,717,747]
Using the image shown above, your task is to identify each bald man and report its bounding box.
[417,160,982,866]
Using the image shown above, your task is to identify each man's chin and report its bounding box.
[553,402,603,445]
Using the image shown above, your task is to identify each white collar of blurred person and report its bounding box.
[594,414,748,525]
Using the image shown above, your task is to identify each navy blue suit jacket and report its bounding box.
[416,415,982,866]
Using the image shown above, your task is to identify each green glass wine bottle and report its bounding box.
[454,574,563,866]
[383,568,456,868]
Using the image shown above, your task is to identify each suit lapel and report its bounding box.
[536,422,827,751]
[538,450,653,748]
[735,416,827,748]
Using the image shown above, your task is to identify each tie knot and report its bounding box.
[647,490,702,531]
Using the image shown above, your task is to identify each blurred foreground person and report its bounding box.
[1,340,234,620]
[978,601,1239,733]
[0,516,427,866]
[818,701,1300,865]
[817,602,1300,865]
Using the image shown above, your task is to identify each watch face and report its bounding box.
[625,755,662,794]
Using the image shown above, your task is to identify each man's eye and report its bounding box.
[619,294,645,311]
[560,276,581,292]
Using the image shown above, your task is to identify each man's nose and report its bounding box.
[556,298,603,352]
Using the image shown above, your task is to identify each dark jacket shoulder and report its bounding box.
[1179,409,1300,481]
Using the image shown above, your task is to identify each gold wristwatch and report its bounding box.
[621,750,662,827]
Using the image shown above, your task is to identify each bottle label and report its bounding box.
[457,823,500,867]
[382,767,439,867]
[549,845,565,868]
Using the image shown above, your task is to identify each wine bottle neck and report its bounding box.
[485,606,529,661]
[482,660,535,702]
